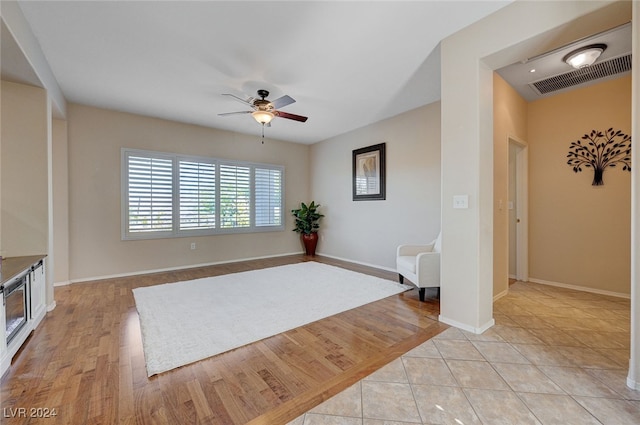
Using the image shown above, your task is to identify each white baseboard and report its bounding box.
[65,251,395,286]
[493,288,509,302]
[528,277,630,299]
[627,375,640,391]
[68,251,304,284]
[47,300,57,312]
[316,252,396,274]
[438,315,495,335]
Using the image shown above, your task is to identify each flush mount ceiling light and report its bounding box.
[251,110,274,125]
[563,44,607,69]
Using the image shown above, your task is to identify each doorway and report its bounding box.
[508,136,528,282]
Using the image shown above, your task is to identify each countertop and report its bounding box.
[0,255,47,288]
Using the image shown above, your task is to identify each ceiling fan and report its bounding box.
[218,89,308,126]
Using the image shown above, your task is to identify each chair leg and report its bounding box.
[398,274,404,284]
[419,288,426,302]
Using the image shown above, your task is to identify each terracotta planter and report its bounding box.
[301,232,319,256]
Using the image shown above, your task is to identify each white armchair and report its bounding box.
[396,232,441,301]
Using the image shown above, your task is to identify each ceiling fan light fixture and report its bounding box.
[252,110,274,125]
[563,44,607,69]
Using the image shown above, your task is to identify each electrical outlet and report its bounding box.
[190,242,196,250]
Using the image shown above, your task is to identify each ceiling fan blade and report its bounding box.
[275,111,308,122]
[271,95,296,109]
[218,111,252,117]
[222,93,256,108]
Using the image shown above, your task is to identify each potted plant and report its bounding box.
[291,201,324,256]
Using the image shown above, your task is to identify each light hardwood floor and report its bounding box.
[0,255,445,425]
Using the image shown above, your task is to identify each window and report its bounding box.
[126,154,174,234]
[255,167,283,227]
[122,149,284,240]
[179,160,216,231]
[219,163,251,229]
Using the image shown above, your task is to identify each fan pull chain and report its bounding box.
[261,123,265,144]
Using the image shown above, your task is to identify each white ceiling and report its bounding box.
[10,1,513,144]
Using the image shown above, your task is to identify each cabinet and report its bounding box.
[0,256,47,379]
[30,260,46,326]
[0,285,4,361]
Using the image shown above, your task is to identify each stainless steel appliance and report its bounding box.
[2,271,28,344]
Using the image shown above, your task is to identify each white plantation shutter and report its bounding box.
[255,167,283,227]
[126,154,173,234]
[122,149,284,239]
[219,163,251,229]
[179,160,216,230]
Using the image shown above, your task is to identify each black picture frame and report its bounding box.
[352,143,386,201]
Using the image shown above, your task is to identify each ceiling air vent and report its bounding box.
[530,54,632,95]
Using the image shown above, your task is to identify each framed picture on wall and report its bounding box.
[352,143,386,201]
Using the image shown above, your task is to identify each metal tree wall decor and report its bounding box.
[566,128,631,186]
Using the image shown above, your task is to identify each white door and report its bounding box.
[509,137,529,282]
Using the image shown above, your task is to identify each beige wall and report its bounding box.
[528,75,631,295]
[0,81,48,257]
[67,104,310,281]
[310,103,441,270]
[493,73,528,298]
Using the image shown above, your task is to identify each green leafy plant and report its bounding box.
[291,201,324,235]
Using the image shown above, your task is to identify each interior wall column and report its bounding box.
[626,0,639,391]
[46,95,56,311]
[439,47,495,333]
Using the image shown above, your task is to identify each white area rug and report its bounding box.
[133,262,411,376]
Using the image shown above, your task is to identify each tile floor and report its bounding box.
[286,281,640,424]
